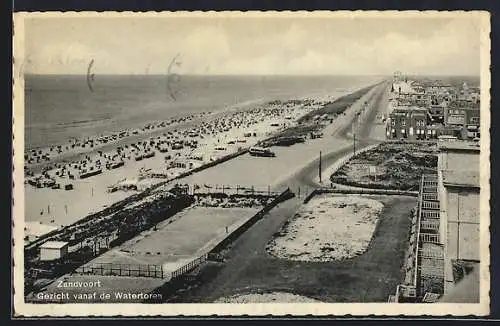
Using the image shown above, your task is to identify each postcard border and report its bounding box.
[11,10,492,317]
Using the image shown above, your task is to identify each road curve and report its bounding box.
[277,80,389,191]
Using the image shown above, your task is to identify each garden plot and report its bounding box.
[330,141,438,191]
[266,194,383,262]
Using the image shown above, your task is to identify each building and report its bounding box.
[386,107,429,140]
[443,105,480,139]
[428,105,445,124]
[437,141,480,301]
[393,71,403,82]
[40,241,69,261]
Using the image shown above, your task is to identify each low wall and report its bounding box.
[318,188,419,197]
[174,149,249,180]
[304,187,417,205]
[303,189,319,204]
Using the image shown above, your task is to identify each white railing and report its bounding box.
[413,175,425,287]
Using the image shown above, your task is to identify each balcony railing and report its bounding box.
[421,210,440,219]
[420,220,440,232]
[422,193,438,201]
[419,232,440,244]
[422,201,440,210]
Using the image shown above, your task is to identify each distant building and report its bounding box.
[443,103,480,140]
[428,105,445,124]
[386,107,429,140]
[394,71,403,82]
[40,241,69,261]
[437,141,480,301]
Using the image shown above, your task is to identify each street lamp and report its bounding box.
[353,111,361,156]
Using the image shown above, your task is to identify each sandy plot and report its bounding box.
[214,292,322,303]
[267,195,384,262]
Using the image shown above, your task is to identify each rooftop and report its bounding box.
[40,241,69,249]
[391,106,428,113]
[440,264,479,303]
[438,141,481,152]
[442,170,480,188]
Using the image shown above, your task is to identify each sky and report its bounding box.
[22,13,485,76]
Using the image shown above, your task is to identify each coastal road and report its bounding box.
[179,81,387,191]
[285,78,391,190]
[179,80,415,303]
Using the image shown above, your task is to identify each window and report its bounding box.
[470,116,480,124]
[402,120,406,126]
[391,120,395,126]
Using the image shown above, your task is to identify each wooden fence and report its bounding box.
[76,262,165,278]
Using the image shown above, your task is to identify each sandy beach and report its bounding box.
[24,92,346,242]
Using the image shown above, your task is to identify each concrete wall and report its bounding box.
[442,187,480,294]
[440,151,479,171]
[438,147,480,295]
[445,188,480,260]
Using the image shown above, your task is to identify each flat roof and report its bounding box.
[391,107,428,113]
[442,170,480,188]
[438,141,480,152]
[40,241,69,249]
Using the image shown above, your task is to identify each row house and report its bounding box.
[444,106,480,139]
[386,107,429,140]
[450,99,480,109]
[428,105,445,124]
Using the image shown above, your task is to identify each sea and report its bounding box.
[25,75,383,150]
